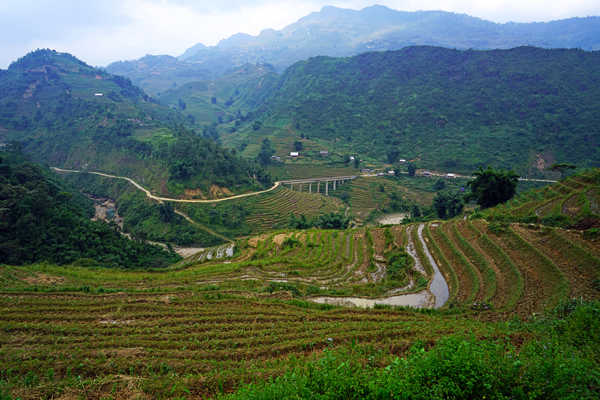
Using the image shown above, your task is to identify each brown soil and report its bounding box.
[559,229,600,258]
[371,228,387,255]
[429,224,472,303]
[183,188,206,199]
[514,225,599,301]
[273,233,293,246]
[459,221,508,309]
[479,221,560,315]
[22,273,65,286]
[209,185,234,198]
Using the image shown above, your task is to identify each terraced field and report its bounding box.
[484,169,600,228]
[179,185,344,235]
[2,218,599,398]
[426,219,600,314]
[2,171,600,399]
[333,176,435,220]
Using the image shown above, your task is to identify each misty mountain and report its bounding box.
[106,5,600,93]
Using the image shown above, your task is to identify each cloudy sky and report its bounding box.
[1,0,598,68]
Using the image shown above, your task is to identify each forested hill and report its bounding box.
[0,49,271,197]
[0,151,180,268]
[249,46,600,175]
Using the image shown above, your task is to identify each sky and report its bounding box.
[1,0,599,68]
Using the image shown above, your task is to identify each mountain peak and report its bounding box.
[8,49,88,72]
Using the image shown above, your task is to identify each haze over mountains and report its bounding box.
[107,5,600,94]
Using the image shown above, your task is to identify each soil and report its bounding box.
[458,221,507,308]
[513,224,598,300]
[273,233,294,246]
[184,188,206,199]
[22,273,65,285]
[378,213,409,225]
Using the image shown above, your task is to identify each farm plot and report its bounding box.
[483,169,600,228]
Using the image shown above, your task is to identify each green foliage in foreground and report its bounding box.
[0,152,180,268]
[224,300,599,400]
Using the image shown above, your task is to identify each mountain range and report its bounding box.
[106,5,600,94]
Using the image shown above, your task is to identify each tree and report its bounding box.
[387,149,400,164]
[411,204,421,218]
[407,162,417,177]
[257,138,275,166]
[158,202,175,222]
[293,140,303,151]
[252,121,262,131]
[467,167,519,209]
[549,163,576,178]
[353,157,360,169]
[433,191,464,219]
[433,179,446,191]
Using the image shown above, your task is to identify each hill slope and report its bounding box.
[483,168,600,229]
[0,151,179,267]
[236,46,600,175]
[0,49,271,197]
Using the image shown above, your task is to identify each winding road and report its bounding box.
[52,167,283,203]
[53,167,557,204]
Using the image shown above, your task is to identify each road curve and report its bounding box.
[52,167,282,203]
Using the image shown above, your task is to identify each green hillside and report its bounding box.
[231,46,600,175]
[0,151,179,268]
[0,49,271,198]
[157,63,278,126]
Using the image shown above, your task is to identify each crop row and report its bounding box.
[424,217,598,315]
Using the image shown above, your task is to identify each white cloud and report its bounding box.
[1,0,599,68]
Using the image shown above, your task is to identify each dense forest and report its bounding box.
[0,151,180,268]
[0,49,271,197]
[241,46,600,174]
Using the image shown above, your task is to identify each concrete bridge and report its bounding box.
[279,176,357,196]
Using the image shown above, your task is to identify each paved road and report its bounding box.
[52,168,360,203]
[52,167,283,203]
[53,167,557,205]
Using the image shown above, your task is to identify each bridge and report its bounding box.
[279,176,357,196]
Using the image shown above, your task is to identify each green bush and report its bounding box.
[223,301,600,400]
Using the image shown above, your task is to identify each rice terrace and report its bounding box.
[1,167,599,398]
[2,3,600,399]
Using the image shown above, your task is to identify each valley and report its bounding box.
[1,4,600,399]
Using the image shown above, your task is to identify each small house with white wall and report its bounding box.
[290,152,299,157]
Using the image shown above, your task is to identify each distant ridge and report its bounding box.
[106,5,600,93]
